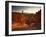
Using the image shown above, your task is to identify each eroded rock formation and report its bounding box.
[12,10,41,31]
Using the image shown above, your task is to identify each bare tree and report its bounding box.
[22,10,23,14]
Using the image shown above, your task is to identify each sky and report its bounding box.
[12,6,41,14]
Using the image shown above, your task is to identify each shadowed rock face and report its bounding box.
[12,10,41,31]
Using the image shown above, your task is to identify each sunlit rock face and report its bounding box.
[12,10,41,31]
